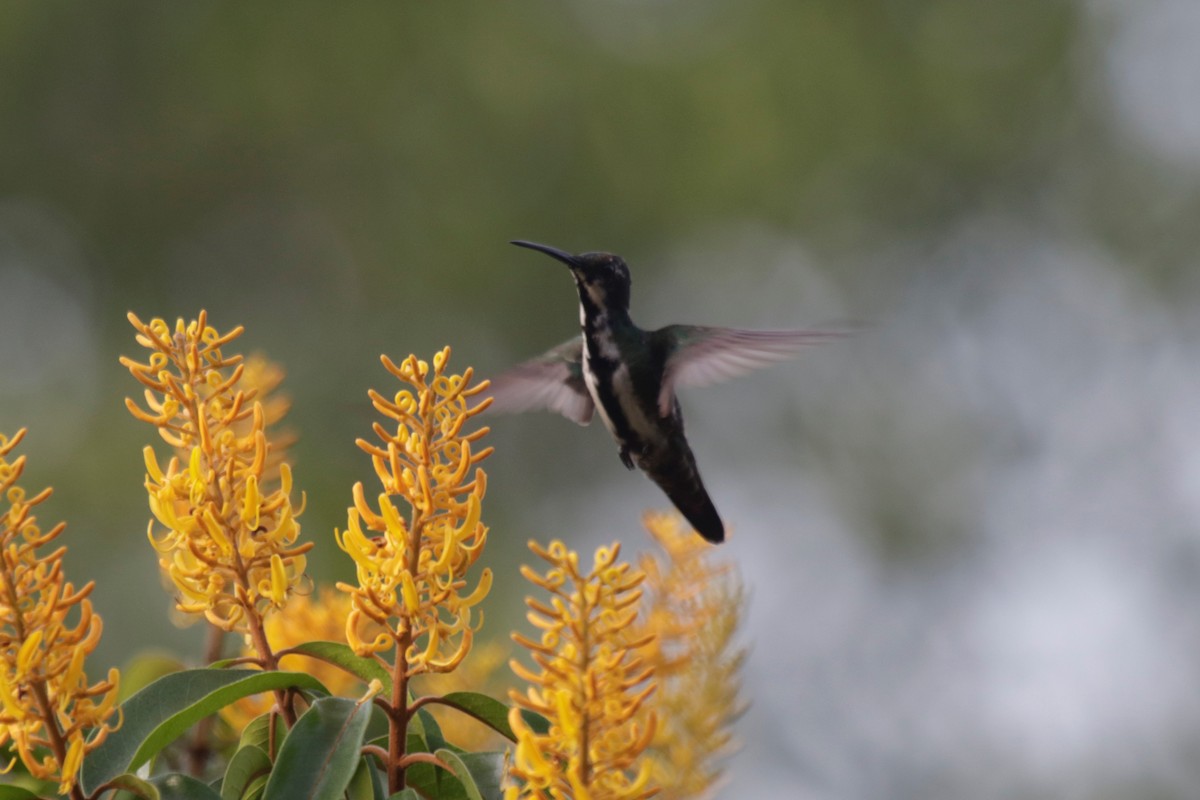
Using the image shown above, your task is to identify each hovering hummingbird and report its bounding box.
[488,240,846,543]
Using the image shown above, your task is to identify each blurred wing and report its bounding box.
[485,338,594,426]
[656,325,849,416]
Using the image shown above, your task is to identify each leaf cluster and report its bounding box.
[0,651,541,800]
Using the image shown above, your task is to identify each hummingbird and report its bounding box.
[488,240,847,543]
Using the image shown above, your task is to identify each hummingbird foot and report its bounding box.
[619,446,635,470]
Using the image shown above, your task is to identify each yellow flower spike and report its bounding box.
[122,312,311,643]
[508,540,659,800]
[0,430,120,795]
[337,347,493,795]
[630,511,747,800]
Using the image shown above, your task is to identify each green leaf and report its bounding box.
[519,708,551,736]
[279,641,391,691]
[0,788,43,800]
[416,708,447,754]
[119,651,186,701]
[415,708,450,796]
[366,757,387,800]
[403,760,456,799]
[405,703,426,744]
[362,702,392,747]
[102,773,160,800]
[386,791,421,800]
[243,774,270,800]
[434,692,519,742]
[262,697,372,800]
[345,757,375,800]
[81,668,325,795]
[152,773,224,800]
[467,752,506,800]
[239,712,288,756]
[221,745,272,800]
[434,750,483,800]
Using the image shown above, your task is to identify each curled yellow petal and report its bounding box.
[143,445,164,483]
[16,630,43,676]
[400,571,420,615]
[199,506,233,556]
[268,553,287,606]
[458,567,492,609]
[242,474,261,527]
[58,735,84,795]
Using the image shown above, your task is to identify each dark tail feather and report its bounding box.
[673,487,725,543]
[645,453,725,544]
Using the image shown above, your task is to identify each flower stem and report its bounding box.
[246,611,296,726]
[29,679,84,800]
[389,637,411,793]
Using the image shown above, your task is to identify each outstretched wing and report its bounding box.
[655,325,849,416]
[485,337,594,425]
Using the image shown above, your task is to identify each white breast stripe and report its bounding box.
[582,353,617,436]
[614,363,657,441]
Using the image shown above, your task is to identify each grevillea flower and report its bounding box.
[635,512,746,799]
[0,429,120,797]
[120,311,312,636]
[335,347,493,673]
[506,540,658,800]
[334,347,492,793]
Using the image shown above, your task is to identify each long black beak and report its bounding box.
[510,240,579,268]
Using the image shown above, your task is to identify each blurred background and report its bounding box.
[3,1,1200,797]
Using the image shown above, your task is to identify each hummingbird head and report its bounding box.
[511,240,632,312]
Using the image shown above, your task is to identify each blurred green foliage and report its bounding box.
[0,0,1092,659]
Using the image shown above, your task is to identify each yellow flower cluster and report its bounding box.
[635,512,746,799]
[0,430,120,796]
[507,541,658,800]
[335,347,493,675]
[121,311,312,633]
